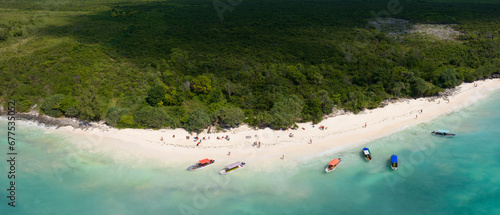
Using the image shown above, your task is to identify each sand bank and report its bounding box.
[43,79,500,166]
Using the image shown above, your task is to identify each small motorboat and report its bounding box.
[325,158,342,173]
[391,155,398,170]
[220,161,245,174]
[362,147,372,161]
[187,158,215,171]
[431,130,456,137]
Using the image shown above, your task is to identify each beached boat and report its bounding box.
[431,130,456,137]
[187,158,215,171]
[391,155,398,170]
[325,158,342,173]
[362,147,372,161]
[220,161,245,174]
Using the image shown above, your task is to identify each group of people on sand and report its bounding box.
[252,141,261,148]
[216,135,230,141]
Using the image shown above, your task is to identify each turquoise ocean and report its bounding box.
[1,90,500,215]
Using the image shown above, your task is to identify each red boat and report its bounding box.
[187,158,215,171]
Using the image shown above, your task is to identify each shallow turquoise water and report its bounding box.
[1,90,500,215]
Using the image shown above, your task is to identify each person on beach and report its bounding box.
[196,142,200,146]
[416,115,418,119]
[281,155,285,160]
[161,137,163,141]
[365,122,367,128]
[258,142,261,148]
[172,135,175,138]
[310,139,312,144]
[228,152,231,156]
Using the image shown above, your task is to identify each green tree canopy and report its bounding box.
[191,75,212,94]
[437,69,461,89]
[41,94,65,117]
[134,106,168,128]
[269,95,304,128]
[316,90,334,115]
[146,84,166,107]
[185,108,211,133]
[412,78,431,97]
[76,88,106,121]
[217,106,245,128]
[106,107,129,127]
[302,98,323,124]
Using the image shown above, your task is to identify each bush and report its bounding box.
[106,107,129,127]
[164,106,186,128]
[0,27,8,41]
[145,84,166,107]
[217,106,244,128]
[134,106,168,128]
[185,108,211,133]
[302,98,323,124]
[437,69,461,88]
[65,106,80,117]
[118,115,135,128]
[41,94,65,117]
[269,95,304,128]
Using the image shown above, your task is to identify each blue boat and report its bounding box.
[431,130,456,137]
[391,155,398,170]
[362,147,372,161]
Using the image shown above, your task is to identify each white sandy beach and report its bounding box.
[42,79,500,166]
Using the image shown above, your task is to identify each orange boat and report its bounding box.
[325,158,342,173]
[187,158,215,171]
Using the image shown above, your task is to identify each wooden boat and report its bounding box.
[431,130,456,137]
[220,161,245,174]
[362,147,372,161]
[187,158,215,171]
[325,158,342,173]
[391,155,398,170]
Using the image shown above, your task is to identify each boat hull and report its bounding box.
[219,165,245,175]
[431,131,456,137]
[187,162,214,171]
[187,160,215,171]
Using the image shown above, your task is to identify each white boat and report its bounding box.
[187,158,215,171]
[220,162,245,174]
[325,158,342,173]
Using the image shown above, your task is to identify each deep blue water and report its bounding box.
[1,90,499,215]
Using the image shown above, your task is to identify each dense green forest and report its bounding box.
[1,0,499,131]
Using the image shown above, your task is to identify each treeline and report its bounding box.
[1,0,500,132]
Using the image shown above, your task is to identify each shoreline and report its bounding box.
[5,78,500,166]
